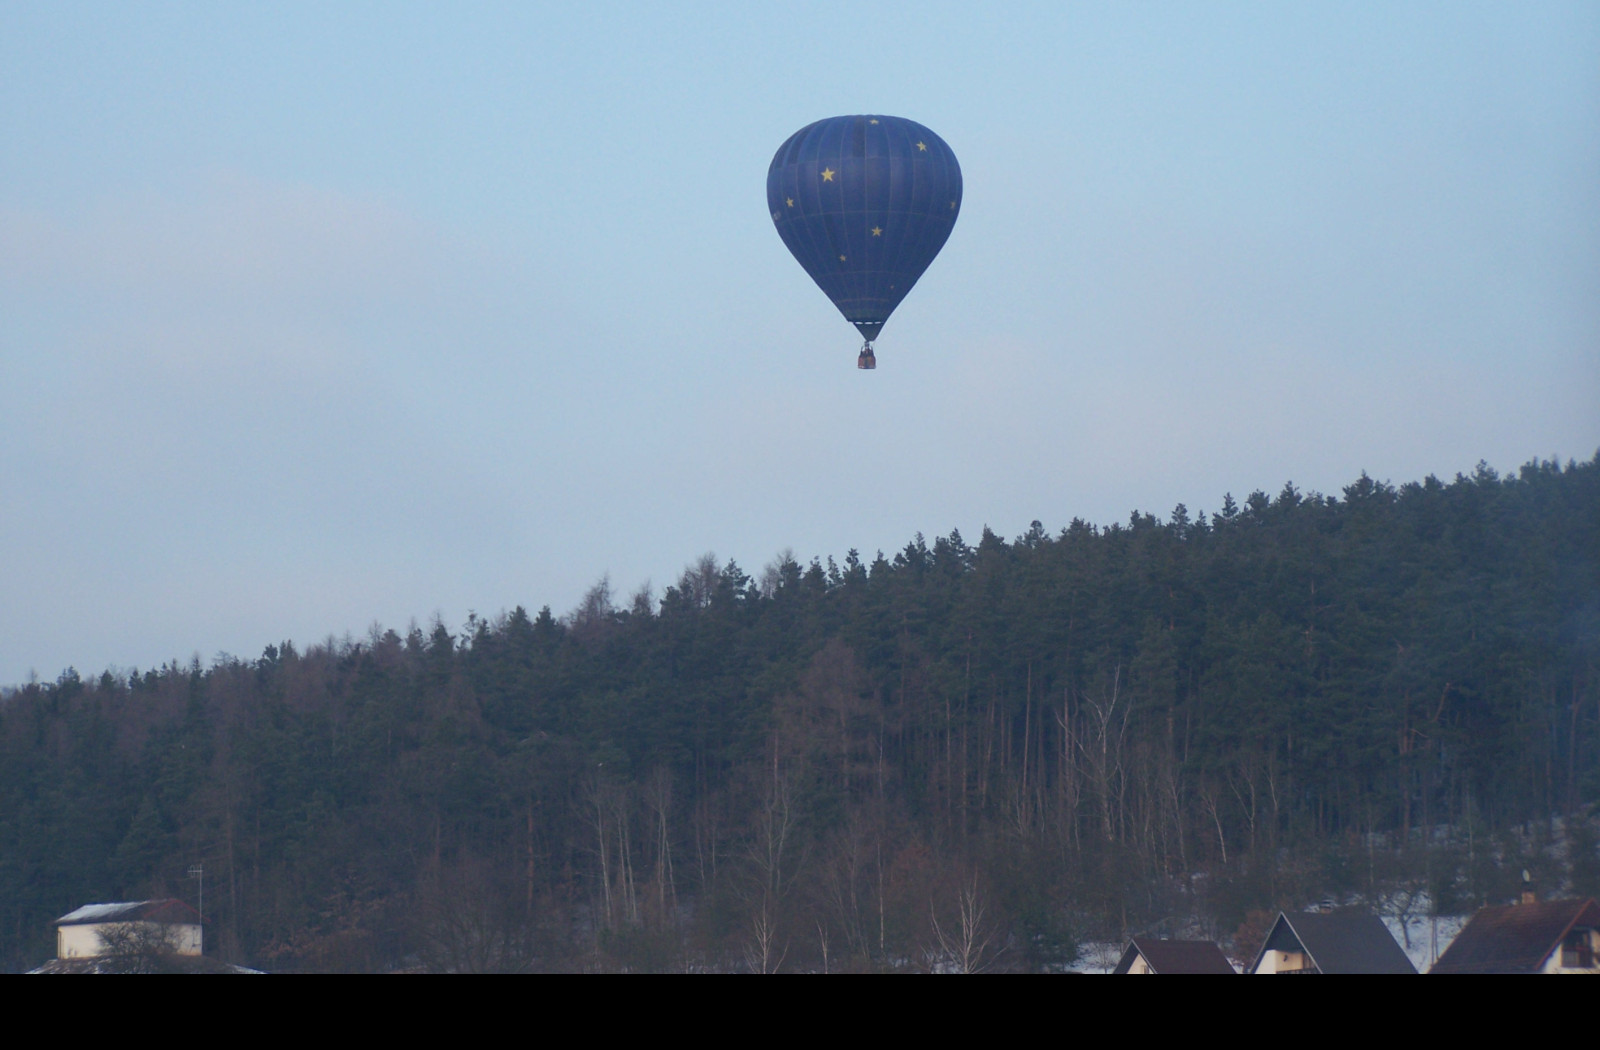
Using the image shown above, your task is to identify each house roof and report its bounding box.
[28,956,263,974]
[1429,898,1600,974]
[1252,911,1417,974]
[55,899,200,926]
[1113,937,1236,974]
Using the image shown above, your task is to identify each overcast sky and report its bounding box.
[3,2,1597,685]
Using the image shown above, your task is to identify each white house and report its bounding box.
[54,899,202,959]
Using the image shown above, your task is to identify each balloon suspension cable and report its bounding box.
[857,342,877,370]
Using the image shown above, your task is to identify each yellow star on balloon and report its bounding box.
[786,198,794,207]
[868,118,879,124]
[871,226,882,236]
[916,141,927,151]
[839,254,847,261]
[820,168,835,181]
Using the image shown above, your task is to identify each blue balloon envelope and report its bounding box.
[767,115,961,362]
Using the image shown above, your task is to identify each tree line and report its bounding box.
[2,456,1597,971]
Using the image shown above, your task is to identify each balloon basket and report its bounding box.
[857,343,877,370]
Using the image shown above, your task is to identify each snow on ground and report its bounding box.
[54,901,148,923]
[1077,941,1129,973]
[1384,913,1468,973]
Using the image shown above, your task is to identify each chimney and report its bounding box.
[1520,869,1536,906]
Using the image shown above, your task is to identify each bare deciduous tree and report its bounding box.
[1073,665,1132,842]
[97,921,186,973]
[679,553,720,609]
[742,902,788,973]
[414,856,540,973]
[928,876,997,974]
[566,574,616,640]
[759,549,798,598]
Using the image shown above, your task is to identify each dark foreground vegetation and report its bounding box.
[4,457,1598,971]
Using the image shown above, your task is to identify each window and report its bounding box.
[1559,929,1594,969]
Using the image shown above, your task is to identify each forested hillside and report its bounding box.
[4,457,1597,971]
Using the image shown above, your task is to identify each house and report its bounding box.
[1249,910,1416,974]
[1113,937,1236,974]
[52,899,202,960]
[1429,898,1600,974]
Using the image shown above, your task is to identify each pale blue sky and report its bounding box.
[3,2,1597,684]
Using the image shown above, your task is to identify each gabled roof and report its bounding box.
[1429,898,1600,974]
[1251,911,1417,974]
[1113,937,1236,974]
[55,899,200,926]
[28,956,262,974]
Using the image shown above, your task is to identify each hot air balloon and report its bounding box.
[767,115,962,369]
